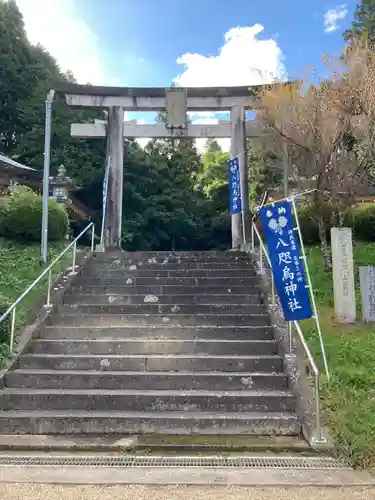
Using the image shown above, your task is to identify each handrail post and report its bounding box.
[288,322,293,353]
[10,308,16,351]
[251,223,255,253]
[72,241,77,274]
[91,224,95,252]
[271,278,275,306]
[45,268,52,308]
[259,246,263,274]
[290,196,330,380]
[314,373,322,443]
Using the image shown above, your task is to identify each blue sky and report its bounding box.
[79,0,357,86]
[17,0,357,88]
[15,0,359,146]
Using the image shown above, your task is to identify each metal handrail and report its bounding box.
[0,222,95,351]
[251,221,323,443]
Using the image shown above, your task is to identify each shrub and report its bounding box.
[353,205,375,241]
[1,190,69,242]
[297,205,320,244]
[0,199,8,237]
[0,294,11,344]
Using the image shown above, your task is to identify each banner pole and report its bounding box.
[290,195,330,380]
[100,156,111,248]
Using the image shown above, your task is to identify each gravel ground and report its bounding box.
[1,485,375,500]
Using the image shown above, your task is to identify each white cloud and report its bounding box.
[324,5,348,33]
[15,0,109,85]
[174,24,286,87]
[174,25,284,153]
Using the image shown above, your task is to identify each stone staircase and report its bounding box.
[0,250,302,438]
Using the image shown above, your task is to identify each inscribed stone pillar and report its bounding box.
[105,106,124,248]
[359,266,375,322]
[230,106,249,249]
[331,227,356,323]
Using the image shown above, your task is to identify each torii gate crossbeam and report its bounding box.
[52,83,277,250]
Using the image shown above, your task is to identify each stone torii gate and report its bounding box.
[54,83,268,250]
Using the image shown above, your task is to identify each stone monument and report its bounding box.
[331,227,356,323]
[359,266,375,322]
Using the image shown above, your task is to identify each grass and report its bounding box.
[0,238,71,363]
[302,241,375,468]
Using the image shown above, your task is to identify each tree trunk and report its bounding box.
[318,217,331,270]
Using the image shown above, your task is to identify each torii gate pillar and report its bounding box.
[230,106,250,249]
[105,106,124,248]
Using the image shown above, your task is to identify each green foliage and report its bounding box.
[352,204,375,241]
[297,203,336,244]
[297,205,320,244]
[0,238,70,360]
[1,190,68,242]
[303,243,375,467]
[344,0,375,46]
[296,202,375,245]
[0,199,8,236]
[0,293,11,344]
[248,138,282,207]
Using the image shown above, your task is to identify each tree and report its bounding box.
[260,78,366,268]
[341,40,375,178]
[247,138,282,206]
[0,2,233,251]
[344,0,375,47]
[0,0,38,154]
[204,139,222,153]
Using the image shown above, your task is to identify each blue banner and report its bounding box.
[259,200,313,321]
[102,159,110,218]
[228,156,242,215]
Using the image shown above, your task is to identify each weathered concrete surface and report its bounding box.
[0,484,375,500]
[70,284,262,295]
[6,370,288,391]
[18,353,283,372]
[27,338,278,355]
[59,303,266,315]
[84,269,258,278]
[2,484,375,500]
[47,313,270,327]
[40,325,276,340]
[0,388,296,412]
[0,467,373,487]
[0,434,309,453]
[0,411,300,435]
[0,250,303,439]
[2,483,375,500]
[359,266,375,322]
[331,227,356,323]
[63,293,263,305]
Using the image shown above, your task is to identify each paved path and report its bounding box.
[1,484,375,500]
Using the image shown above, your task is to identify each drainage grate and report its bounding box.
[0,455,350,469]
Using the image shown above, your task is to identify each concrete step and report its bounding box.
[63,294,262,306]
[0,434,310,453]
[59,304,266,315]
[6,370,288,391]
[28,339,278,356]
[0,388,296,412]
[80,277,260,287]
[0,410,301,435]
[84,269,257,278]
[18,354,283,372]
[69,285,261,295]
[47,314,270,327]
[89,261,255,271]
[93,251,248,262]
[40,325,275,340]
